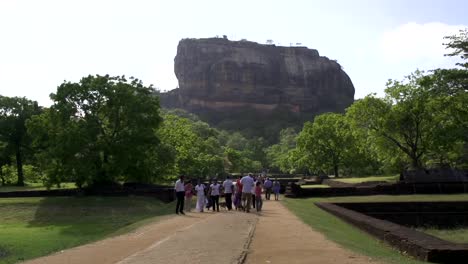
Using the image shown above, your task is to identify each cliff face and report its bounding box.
[161,37,355,140]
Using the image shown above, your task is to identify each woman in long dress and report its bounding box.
[195,179,206,212]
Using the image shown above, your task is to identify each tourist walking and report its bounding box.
[210,180,221,212]
[251,176,257,209]
[174,175,185,215]
[223,176,234,210]
[273,178,281,201]
[184,179,193,212]
[234,176,243,210]
[264,177,273,200]
[195,179,206,212]
[240,173,254,213]
[255,181,263,212]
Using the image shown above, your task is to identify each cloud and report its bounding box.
[381,22,466,65]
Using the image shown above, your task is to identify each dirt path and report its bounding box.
[119,211,257,264]
[23,200,379,264]
[245,200,379,264]
[22,213,211,264]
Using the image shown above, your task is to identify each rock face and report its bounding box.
[161,37,355,140]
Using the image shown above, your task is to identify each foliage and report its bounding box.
[0,96,41,186]
[444,28,468,68]
[296,113,359,177]
[27,75,163,187]
[265,128,298,173]
[157,112,223,178]
[0,164,43,185]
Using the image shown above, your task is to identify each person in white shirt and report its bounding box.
[251,177,257,209]
[195,179,206,212]
[210,180,221,212]
[240,173,254,213]
[222,176,234,210]
[174,175,185,215]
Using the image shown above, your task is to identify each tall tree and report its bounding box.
[28,75,163,186]
[296,113,355,177]
[0,96,41,186]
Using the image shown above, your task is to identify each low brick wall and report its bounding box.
[316,202,468,263]
[336,202,468,228]
[286,182,468,198]
[0,187,175,203]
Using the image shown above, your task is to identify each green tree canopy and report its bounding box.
[27,75,163,187]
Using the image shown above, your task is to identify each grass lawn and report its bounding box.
[0,196,174,264]
[0,182,77,193]
[417,227,468,244]
[300,184,330,188]
[283,194,468,264]
[333,175,399,184]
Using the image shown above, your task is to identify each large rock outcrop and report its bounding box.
[161,37,355,140]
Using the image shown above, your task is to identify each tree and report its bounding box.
[28,75,163,187]
[444,28,468,68]
[157,113,224,177]
[0,140,12,185]
[296,113,356,177]
[266,128,297,173]
[0,96,41,186]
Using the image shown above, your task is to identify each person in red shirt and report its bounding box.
[255,181,263,212]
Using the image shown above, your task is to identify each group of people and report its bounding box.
[174,173,281,215]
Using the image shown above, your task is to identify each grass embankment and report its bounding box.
[300,184,330,188]
[284,194,468,264]
[0,196,174,264]
[0,182,77,193]
[417,228,468,244]
[333,175,399,184]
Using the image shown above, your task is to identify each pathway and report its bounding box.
[23,200,379,264]
[245,200,379,264]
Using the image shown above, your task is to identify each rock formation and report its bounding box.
[160,37,355,141]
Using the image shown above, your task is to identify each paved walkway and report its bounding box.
[245,200,379,264]
[23,200,379,264]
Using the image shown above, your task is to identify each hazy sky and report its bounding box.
[0,0,467,106]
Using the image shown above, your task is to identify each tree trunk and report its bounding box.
[334,164,339,178]
[16,145,24,186]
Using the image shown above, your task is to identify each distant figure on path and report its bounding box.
[195,179,206,212]
[241,173,254,213]
[234,176,243,210]
[251,176,257,209]
[255,181,263,212]
[223,176,234,210]
[184,179,193,212]
[206,179,213,211]
[264,177,272,200]
[174,175,185,215]
[273,178,281,201]
[210,180,221,212]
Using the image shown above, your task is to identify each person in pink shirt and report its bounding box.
[255,181,263,212]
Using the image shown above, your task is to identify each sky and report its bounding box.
[0,0,467,106]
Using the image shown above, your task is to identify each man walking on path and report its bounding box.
[241,173,254,212]
[174,175,185,215]
[223,176,234,210]
[263,177,272,200]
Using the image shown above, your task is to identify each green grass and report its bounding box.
[417,227,468,244]
[0,196,174,264]
[0,182,77,192]
[300,184,330,188]
[283,194,468,264]
[333,175,399,184]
